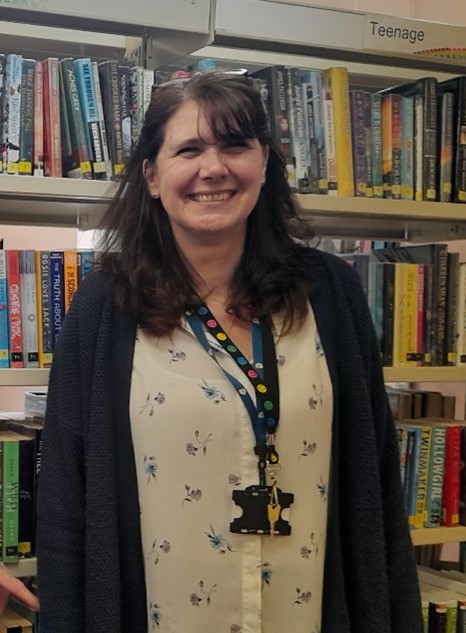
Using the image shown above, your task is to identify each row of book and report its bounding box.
[396,417,466,531]
[419,567,466,633]
[251,64,466,203]
[342,242,463,367]
[0,606,35,632]
[0,53,154,180]
[0,249,94,369]
[0,415,43,564]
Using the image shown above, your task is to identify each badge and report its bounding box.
[230,485,294,536]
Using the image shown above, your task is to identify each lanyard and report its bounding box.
[186,305,280,485]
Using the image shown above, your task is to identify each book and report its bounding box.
[321,69,337,195]
[7,250,23,368]
[322,66,354,196]
[300,78,320,194]
[18,250,38,368]
[92,61,112,180]
[350,89,368,197]
[381,93,402,199]
[74,58,108,180]
[35,251,53,368]
[119,64,132,168]
[32,59,44,177]
[438,76,466,204]
[63,250,78,313]
[42,58,62,178]
[49,250,64,349]
[1,432,22,563]
[400,95,414,200]
[438,91,454,203]
[370,92,384,198]
[444,251,459,366]
[456,262,466,367]
[2,54,22,175]
[440,422,461,527]
[18,58,34,176]
[59,58,92,179]
[0,250,8,368]
[98,60,124,179]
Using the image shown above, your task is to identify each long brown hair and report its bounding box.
[98,72,314,335]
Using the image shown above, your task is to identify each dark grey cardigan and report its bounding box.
[37,248,423,632]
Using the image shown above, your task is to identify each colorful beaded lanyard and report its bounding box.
[186,304,280,487]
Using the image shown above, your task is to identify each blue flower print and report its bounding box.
[182,484,203,505]
[260,562,273,586]
[300,545,312,559]
[205,524,234,554]
[140,392,166,416]
[144,455,158,484]
[276,355,286,367]
[149,603,161,629]
[300,532,323,559]
[190,580,218,607]
[185,430,213,456]
[199,379,227,404]
[308,383,324,410]
[293,588,312,607]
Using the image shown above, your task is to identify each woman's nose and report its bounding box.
[198,147,228,179]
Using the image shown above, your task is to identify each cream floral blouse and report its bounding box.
[130,303,332,633]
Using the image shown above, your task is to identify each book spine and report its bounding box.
[393,263,408,367]
[441,424,461,527]
[454,80,466,203]
[445,251,460,366]
[321,71,337,195]
[49,251,64,349]
[400,95,414,200]
[18,59,34,176]
[129,66,144,150]
[414,95,424,201]
[4,54,22,175]
[424,423,446,527]
[414,424,432,529]
[423,77,438,202]
[2,440,19,563]
[63,250,78,314]
[382,262,395,367]
[98,60,124,178]
[370,93,383,198]
[350,90,367,197]
[301,81,320,194]
[119,64,132,168]
[7,250,23,368]
[79,250,94,282]
[92,61,112,180]
[324,67,354,196]
[308,70,328,194]
[33,60,44,177]
[17,437,34,557]
[363,91,373,198]
[456,263,466,367]
[414,264,425,367]
[396,425,409,488]
[35,251,53,368]
[435,247,448,367]
[42,58,62,177]
[18,250,38,368]
[0,251,8,368]
[439,92,454,203]
[74,58,107,180]
[274,66,295,189]
[0,54,5,173]
[406,426,421,527]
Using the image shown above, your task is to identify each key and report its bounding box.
[267,502,281,538]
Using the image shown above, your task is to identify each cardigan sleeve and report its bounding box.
[36,273,110,633]
[335,256,424,632]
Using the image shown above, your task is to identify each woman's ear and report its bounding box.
[143,158,159,198]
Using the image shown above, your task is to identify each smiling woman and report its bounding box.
[36,72,423,633]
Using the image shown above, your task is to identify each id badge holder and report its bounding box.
[230,485,294,536]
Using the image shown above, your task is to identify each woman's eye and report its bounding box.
[224,141,249,152]
[177,147,200,156]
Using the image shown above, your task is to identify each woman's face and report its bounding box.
[146,99,268,247]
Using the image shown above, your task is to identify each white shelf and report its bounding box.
[383,367,466,383]
[411,527,466,546]
[3,557,37,578]
[0,369,49,387]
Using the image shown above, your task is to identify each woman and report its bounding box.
[36,72,423,632]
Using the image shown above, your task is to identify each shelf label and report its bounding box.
[363,14,466,61]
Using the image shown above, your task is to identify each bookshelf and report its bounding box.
[1,0,466,558]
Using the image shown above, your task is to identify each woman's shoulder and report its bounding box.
[301,245,363,284]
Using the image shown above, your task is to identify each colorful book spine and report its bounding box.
[456,262,466,367]
[382,93,402,199]
[119,64,132,167]
[424,422,446,527]
[413,423,432,529]
[42,58,62,177]
[400,95,414,200]
[74,58,107,180]
[307,70,328,194]
[33,59,44,177]
[18,250,38,368]
[0,250,8,368]
[286,66,311,193]
[441,423,461,527]
[79,250,94,282]
[7,250,23,368]
[2,439,19,563]
[300,80,320,194]
[438,91,454,203]
[18,58,34,176]
[371,93,383,198]
[92,61,112,180]
[97,60,123,179]
[63,250,78,313]
[0,54,5,173]
[3,53,22,175]
[323,67,354,197]
[35,251,53,368]
[321,71,337,195]
[363,91,373,198]
[49,251,64,349]
[350,89,367,197]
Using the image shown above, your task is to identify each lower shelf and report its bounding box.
[3,557,37,578]
[411,526,466,546]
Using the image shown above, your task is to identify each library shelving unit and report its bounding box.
[2,0,466,567]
